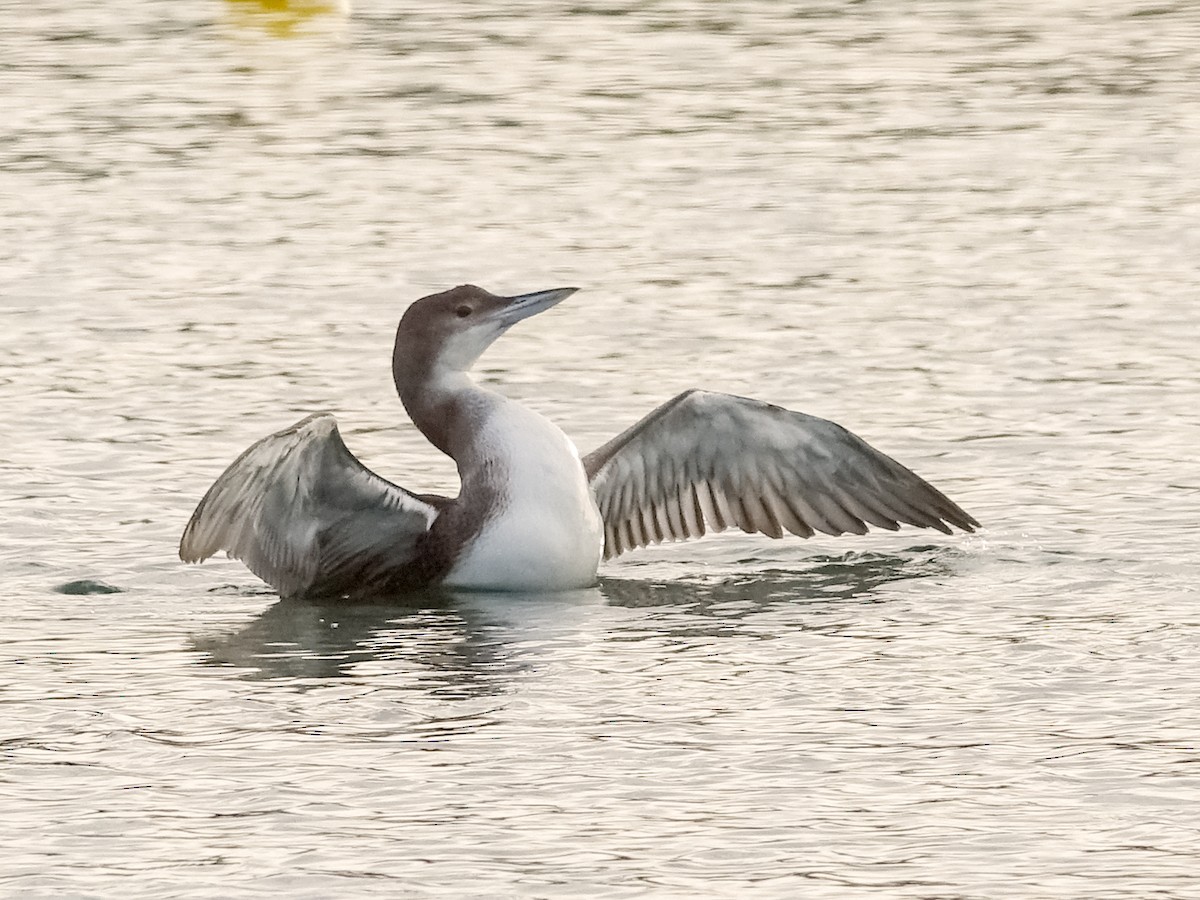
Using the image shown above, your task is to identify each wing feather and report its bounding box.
[832,486,901,531]
[180,413,439,598]
[624,518,643,554]
[664,490,686,540]
[711,484,737,532]
[657,503,672,542]
[775,495,815,539]
[680,483,705,539]
[741,490,782,539]
[789,492,836,536]
[584,390,978,559]
[695,480,723,531]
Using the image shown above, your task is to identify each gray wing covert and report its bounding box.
[583,390,978,559]
[180,413,439,598]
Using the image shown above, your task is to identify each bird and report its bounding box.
[180,285,978,598]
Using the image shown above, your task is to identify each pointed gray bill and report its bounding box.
[499,287,579,325]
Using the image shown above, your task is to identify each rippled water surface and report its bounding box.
[3,1,1200,897]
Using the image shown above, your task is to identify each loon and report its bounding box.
[180,285,978,598]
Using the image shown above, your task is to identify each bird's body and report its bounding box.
[180,285,978,599]
[438,390,604,592]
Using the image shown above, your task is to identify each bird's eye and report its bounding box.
[455,305,472,318]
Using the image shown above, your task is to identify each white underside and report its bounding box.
[443,399,604,592]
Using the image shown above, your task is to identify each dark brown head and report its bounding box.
[392,284,578,396]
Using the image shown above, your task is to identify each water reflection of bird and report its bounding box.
[191,591,517,689]
[193,555,929,682]
[180,286,978,599]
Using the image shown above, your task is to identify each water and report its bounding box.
[3,1,1199,896]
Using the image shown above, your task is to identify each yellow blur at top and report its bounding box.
[224,0,350,40]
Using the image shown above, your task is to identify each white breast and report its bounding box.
[444,400,604,591]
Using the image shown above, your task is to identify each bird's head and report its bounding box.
[393,284,578,390]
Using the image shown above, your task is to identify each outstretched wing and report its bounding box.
[583,390,978,559]
[180,413,441,598]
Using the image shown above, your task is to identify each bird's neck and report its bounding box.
[397,364,496,465]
